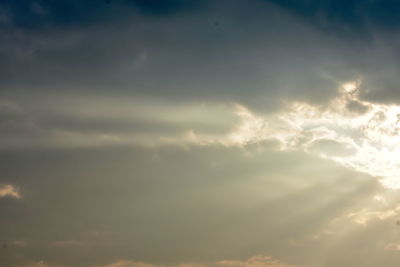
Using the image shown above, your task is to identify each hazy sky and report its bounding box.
[3,1,400,266]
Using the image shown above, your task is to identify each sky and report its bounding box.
[3,0,400,266]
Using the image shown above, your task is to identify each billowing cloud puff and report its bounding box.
[0,184,21,199]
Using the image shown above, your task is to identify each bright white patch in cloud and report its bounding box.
[0,184,21,199]
[373,195,388,205]
[191,80,400,189]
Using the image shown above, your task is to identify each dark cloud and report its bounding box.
[0,0,354,113]
[1,0,400,110]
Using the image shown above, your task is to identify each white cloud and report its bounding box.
[0,184,21,199]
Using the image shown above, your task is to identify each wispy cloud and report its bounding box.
[216,255,299,267]
[347,207,399,226]
[49,240,86,248]
[22,261,68,267]
[385,243,400,251]
[96,255,298,267]
[99,260,161,267]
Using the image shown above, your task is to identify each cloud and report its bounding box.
[0,0,362,110]
[3,73,400,192]
[0,184,21,199]
[98,260,161,267]
[22,262,52,267]
[216,255,299,267]
[0,99,41,148]
[3,1,400,267]
[2,70,400,193]
[97,255,298,267]
[385,243,400,251]
[49,240,86,248]
[22,261,67,267]
[12,240,27,247]
[0,138,374,267]
[188,80,400,189]
[347,207,399,226]
[0,95,240,149]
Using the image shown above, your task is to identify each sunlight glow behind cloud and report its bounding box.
[190,80,400,189]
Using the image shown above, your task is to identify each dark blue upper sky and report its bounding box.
[3,0,400,33]
[0,0,205,30]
